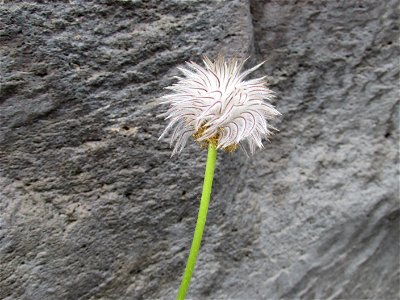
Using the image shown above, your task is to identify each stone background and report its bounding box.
[0,0,399,299]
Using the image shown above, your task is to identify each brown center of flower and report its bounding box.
[193,125,238,153]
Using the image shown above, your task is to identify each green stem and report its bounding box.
[176,144,218,300]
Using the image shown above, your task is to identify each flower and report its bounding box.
[159,55,281,155]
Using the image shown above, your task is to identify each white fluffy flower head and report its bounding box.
[159,55,281,155]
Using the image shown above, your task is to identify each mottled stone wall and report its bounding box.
[0,1,399,299]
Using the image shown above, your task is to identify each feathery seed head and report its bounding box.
[159,55,281,155]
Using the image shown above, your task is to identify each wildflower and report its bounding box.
[159,55,280,155]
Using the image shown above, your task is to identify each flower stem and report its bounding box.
[176,144,218,300]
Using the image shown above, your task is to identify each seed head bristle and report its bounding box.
[159,55,280,155]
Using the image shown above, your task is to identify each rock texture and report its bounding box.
[0,0,398,299]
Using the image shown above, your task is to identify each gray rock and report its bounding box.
[0,0,398,299]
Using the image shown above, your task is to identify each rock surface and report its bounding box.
[0,0,398,299]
